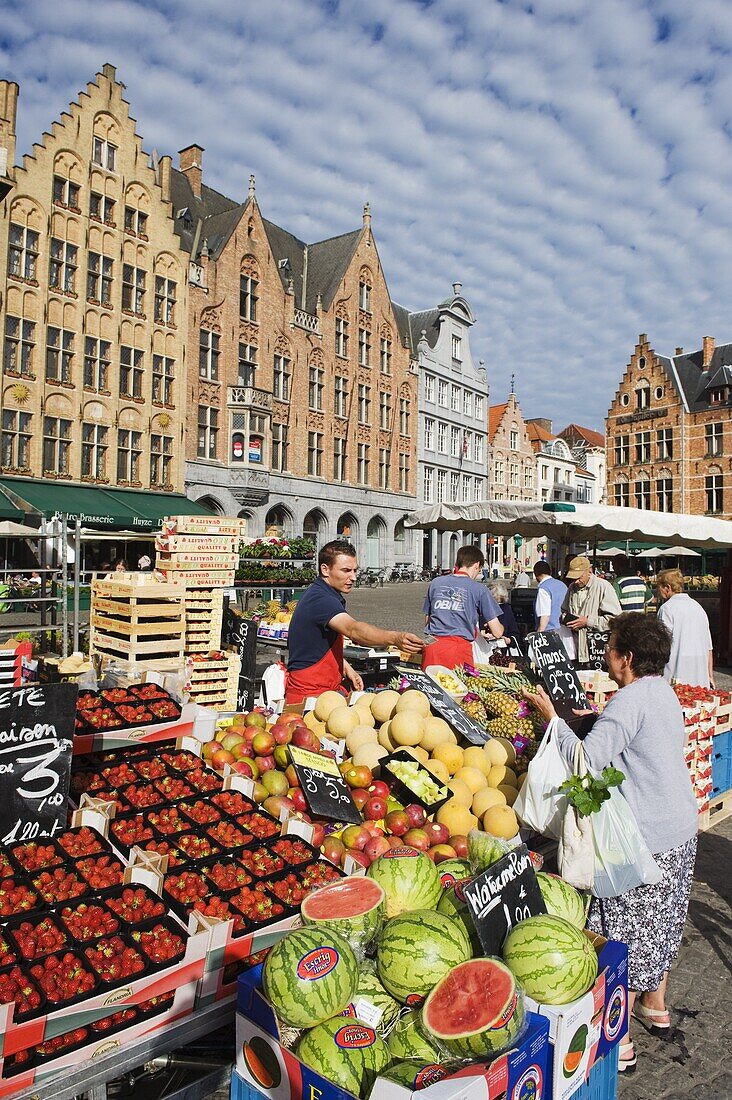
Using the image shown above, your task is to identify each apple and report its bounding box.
[450,834,469,858]
[257,754,276,774]
[364,796,388,821]
[343,765,373,790]
[251,731,275,756]
[211,748,235,770]
[341,824,370,851]
[273,745,291,769]
[364,835,391,861]
[262,770,288,796]
[323,836,345,865]
[288,787,308,812]
[384,810,410,836]
[231,760,254,778]
[251,782,268,804]
[367,780,390,800]
[292,728,317,750]
[405,804,427,828]
[424,821,450,846]
[429,844,458,864]
[271,722,293,745]
[310,823,325,849]
[351,789,370,811]
[202,740,223,761]
[344,849,370,869]
[403,828,430,852]
[285,764,300,788]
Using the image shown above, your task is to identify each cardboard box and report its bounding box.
[156,533,238,553]
[162,516,244,536]
[72,702,199,755]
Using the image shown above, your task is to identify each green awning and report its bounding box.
[0,478,216,531]
[0,488,24,522]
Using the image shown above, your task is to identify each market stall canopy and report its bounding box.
[0,478,217,531]
[405,500,732,551]
[640,545,701,558]
[0,520,41,537]
[593,546,626,558]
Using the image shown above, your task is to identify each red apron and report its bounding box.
[421,636,474,671]
[285,634,346,704]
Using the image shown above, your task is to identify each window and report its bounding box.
[620,392,630,407]
[474,478,484,502]
[43,416,72,475]
[424,374,435,403]
[359,280,371,312]
[423,466,434,503]
[150,433,173,487]
[53,176,80,209]
[152,355,174,404]
[154,277,176,325]
[93,136,117,171]
[333,437,347,481]
[335,315,349,358]
[635,385,650,410]
[358,327,371,366]
[120,346,144,398]
[122,264,146,315]
[379,448,390,490]
[380,336,392,375]
[271,423,288,472]
[451,425,460,457]
[49,238,77,293]
[4,317,35,376]
[115,427,139,482]
[495,459,504,484]
[510,463,519,486]
[197,406,219,459]
[655,386,664,400]
[357,443,370,484]
[462,475,472,502]
[451,386,460,412]
[240,274,258,321]
[196,330,219,382]
[634,431,651,463]
[449,471,459,502]
[524,466,534,490]
[84,337,111,391]
[249,413,266,465]
[706,422,723,457]
[379,391,391,430]
[706,474,723,514]
[438,379,448,406]
[510,427,519,450]
[87,253,113,305]
[399,452,409,492]
[273,355,291,401]
[475,395,484,420]
[307,432,323,476]
[309,366,324,411]
[463,391,472,417]
[80,423,109,480]
[399,398,410,435]
[614,480,630,507]
[124,206,148,237]
[46,328,74,383]
[656,478,673,512]
[541,464,549,480]
[656,428,673,460]
[238,343,257,387]
[709,387,728,405]
[358,384,371,425]
[437,422,447,453]
[614,435,630,466]
[634,477,651,509]
[1,410,32,469]
[334,375,348,418]
[436,469,446,502]
[424,417,434,450]
[8,224,39,281]
[451,335,462,362]
[89,192,114,224]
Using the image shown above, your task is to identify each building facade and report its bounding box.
[406,285,489,570]
[606,333,731,520]
[526,419,592,505]
[0,66,188,502]
[487,395,536,570]
[558,424,606,504]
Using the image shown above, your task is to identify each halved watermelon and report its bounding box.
[422,958,525,1057]
[301,876,385,949]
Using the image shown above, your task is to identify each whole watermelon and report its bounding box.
[536,873,587,929]
[339,965,401,1036]
[423,958,525,1057]
[367,849,442,918]
[435,858,472,889]
[436,877,480,952]
[263,927,358,1028]
[297,1017,390,1099]
[384,1061,451,1090]
[502,914,598,1005]
[387,1010,441,1062]
[377,909,471,1004]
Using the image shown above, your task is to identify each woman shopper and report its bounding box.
[656,568,715,688]
[485,578,520,641]
[523,613,698,1074]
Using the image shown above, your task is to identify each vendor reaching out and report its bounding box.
[422,545,504,670]
[285,541,424,704]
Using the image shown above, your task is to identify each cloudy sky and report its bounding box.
[3,0,732,431]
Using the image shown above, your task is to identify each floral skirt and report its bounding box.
[586,836,697,992]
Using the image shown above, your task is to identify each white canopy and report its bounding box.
[639,545,701,559]
[0,520,41,537]
[405,500,732,551]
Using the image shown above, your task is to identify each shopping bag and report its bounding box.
[557,742,595,891]
[513,718,572,840]
[472,632,497,666]
[591,787,662,897]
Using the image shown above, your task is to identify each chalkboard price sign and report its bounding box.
[0,683,78,847]
[525,631,590,709]
[585,629,609,672]
[462,843,546,956]
[288,745,362,824]
[227,610,259,711]
[396,667,487,746]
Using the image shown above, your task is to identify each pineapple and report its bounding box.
[263,600,281,624]
[485,716,522,738]
[460,697,488,725]
[484,690,521,719]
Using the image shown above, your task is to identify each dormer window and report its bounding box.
[710,387,728,405]
[635,384,650,410]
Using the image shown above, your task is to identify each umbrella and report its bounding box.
[593,546,626,558]
[639,546,701,559]
[0,521,40,537]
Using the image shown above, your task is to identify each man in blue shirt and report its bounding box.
[533,561,568,632]
[422,545,503,670]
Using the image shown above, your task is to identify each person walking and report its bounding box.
[655,568,714,688]
[612,555,652,612]
[533,561,568,632]
[561,555,621,666]
[422,545,504,669]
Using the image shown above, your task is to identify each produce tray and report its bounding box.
[377,748,451,814]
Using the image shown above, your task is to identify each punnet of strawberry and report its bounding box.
[30,953,96,1003]
[60,901,120,941]
[57,827,104,859]
[105,887,165,924]
[11,916,68,960]
[85,936,145,984]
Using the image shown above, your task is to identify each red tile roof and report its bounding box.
[560,423,605,448]
[488,402,509,442]
[526,421,556,450]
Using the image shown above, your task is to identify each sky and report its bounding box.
[3,0,732,432]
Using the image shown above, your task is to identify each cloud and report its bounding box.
[4,0,732,432]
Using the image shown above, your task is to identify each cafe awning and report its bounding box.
[0,478,216,531]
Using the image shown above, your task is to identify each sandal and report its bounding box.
[633,1002,671,1038]
[618,1041,637,1074]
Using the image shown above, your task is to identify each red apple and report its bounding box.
[367,780,390,800]
[403,828,430,852]
[211,748,235,770]
[344,849,370,869]
[405,804,427,828]
[288,787,308,812]
[384,810,410,836]
[292,728,317,750]
[351,788,370,811]
[243,726,259,742]
[364,835,391,862]
[429,844,457,864]
[323,837,345,865]
[363,822,384,838]
[257,754,276,773]
[251,731,275,756]
[450,834,469,858]
[341,824,370,851]
[364,796,388,821]
[424,821,450,846]
[343,765,373,790]
[310,823,325,849]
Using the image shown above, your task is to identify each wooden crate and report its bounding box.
[699,787,732,832]
[713,694,731,734]
[91,578,186,671]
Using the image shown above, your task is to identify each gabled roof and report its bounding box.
[663,341,732,413]
[390,302,414,353]
[306,230,363,313]
[526,422,557,451]
[170,169,243,258]
[407,308,441,350]
[559,424,605,449]
[261,218,306,300]
[488,402,509,442]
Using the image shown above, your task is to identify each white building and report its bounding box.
[527,419,597,504]
[559,424,607,504]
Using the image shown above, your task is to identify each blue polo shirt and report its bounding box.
[287,578,347,672]
[423,574,501,643]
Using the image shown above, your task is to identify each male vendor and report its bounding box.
[422,545,504,669]
[286,541,424,704]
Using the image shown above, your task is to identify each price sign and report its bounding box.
[226,610,259,711]
[462,844,546,956]
[396,667,487,745]
[0,684,77,847]
[288,745,362,824]
[585,629,609,672]
[525,631,590,709]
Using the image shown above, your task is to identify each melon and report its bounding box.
[314,691,347,722]
[377,909,472,1004]
[367,849,442,918]
[432,743,464,775]
[339,965,401,1035]
[482,804,519,840]
[436,878,480,952]
[301,876,386,949]
[420,716,452,751]
[422,958,525,1057]
[484,738,513,766]
[498,783,518,806]
[297,1017,389,1098]
[462,746,492,776]
[395,689,431,717]
[467,827,509,871]
[352,742,388,770]
[454,766,487,795]
[384,1061,450,1090]
[435,858,471,888]
[426,758,450,784]
[502,914,598,1005]
[352,706,376,728]
[346,726,378,755]
[472,787,507,817]
[536,873,587,929]
[436,800,477,836]
[447,778,473,807]
[488,765,517,789]
[390,711,425,747]
[406,745,429,764]
[263,927,358,1027]
[377,720,395,751]
[371,690,400,723]
[387,1009,441,1062]
[327,708,360,738]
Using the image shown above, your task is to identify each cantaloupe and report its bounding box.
[447,778,473,808]
[496,737,517,766]
[377,721,395,751]
[303,712,327,736]
[352,742,388,770]
[406,746,429,764]
[394,690,431,717]
[484,738,511,766]
[352,706,376,728]
[370,690,400,723]
[488,765,518,789]
[313,691,347,722]
[453,766,487,796]
[432,743,464,775]
[462,746,492,776]
[472,787,507,816]
[517,772,527,789]
[426,758,449,784]
[326,708,360,738]
[498,783,518,806]
[345,726,378,755]
[482,805,519,840]
[420,717,452,751]
[436,801,478,835]
[390,711,425,747]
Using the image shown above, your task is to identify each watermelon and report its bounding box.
[384,1061,451,1090]
[387,1009,441,1062]
[338,966,401,1036]
[301,876,385,950]
[422,958,525,1057]
[377,909,471,1005]
[435,858,472,889]
[367,848,442,918]
[467,828,509,873]
[502,914,598,1005]
[263,927,358,1028]
[296,1017,390,1099]
[436,877,480,952]
[536,873,587,929]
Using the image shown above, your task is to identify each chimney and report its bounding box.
[179,144,204,198]
[638,333,647,344]
[528,417,553,433]
[157,154,171,203]
[452,282,462,296]
[702,335,714,367]
[675,347,683,356]
[0,80,19,176]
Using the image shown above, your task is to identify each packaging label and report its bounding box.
[491,991,519,1030]
[384,846,420,858]
[334,1023,376,1049]
[603,984,626,1042]
[511,1063,544,1100]
[416,1065,450,1088]
[296,947,339,980]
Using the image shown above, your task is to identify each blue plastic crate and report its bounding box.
[231,1069,260,1100]
[571,1047,620,1100]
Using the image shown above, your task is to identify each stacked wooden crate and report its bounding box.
[90,576,186,672]
[186,652,241,710]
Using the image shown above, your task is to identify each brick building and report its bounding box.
[606,333,731,520]
[487,394,536,570]
[0,66,195,529]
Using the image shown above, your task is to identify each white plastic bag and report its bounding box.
[513,718,572,840]
[591,788,662,897]
[472,632,497,665]
[262,660,286,706]
[557,743,595,891]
